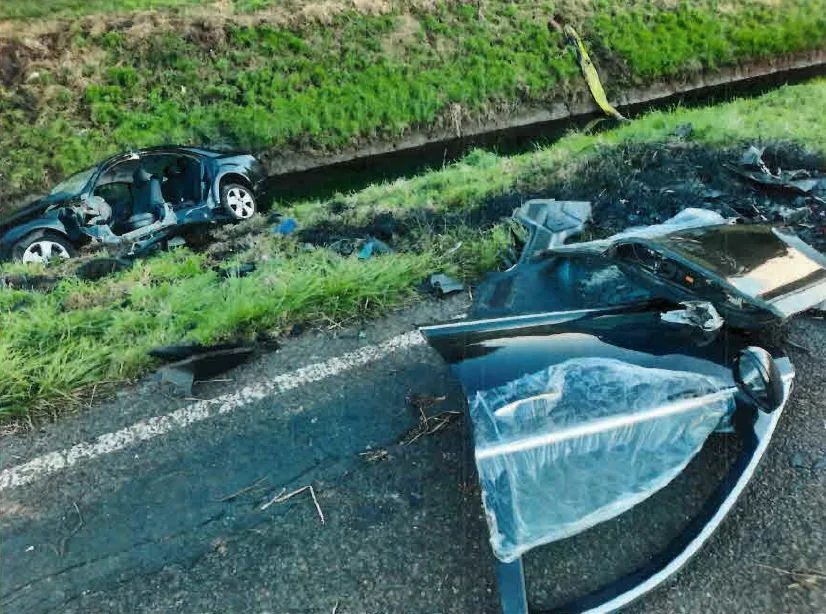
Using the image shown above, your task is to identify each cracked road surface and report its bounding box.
[1,298,824,614]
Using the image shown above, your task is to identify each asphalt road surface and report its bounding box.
[1,297,824,614]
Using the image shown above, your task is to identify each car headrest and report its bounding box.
[133,167,153,183]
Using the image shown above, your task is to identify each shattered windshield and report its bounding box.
[661,224,826,299]
[48,166,96,199]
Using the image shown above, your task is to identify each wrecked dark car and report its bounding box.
[421,200,823,614]
[0,146,266,263]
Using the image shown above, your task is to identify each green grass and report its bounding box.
[2,0,825,204]
[292,79,826,223]
[1,79,825,423]
[0,0,209,19]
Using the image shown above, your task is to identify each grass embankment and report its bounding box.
[2,0,825,205]
[1,80,825,424]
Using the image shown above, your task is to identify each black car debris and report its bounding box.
[0,146,266,263]
[421,200,825,614]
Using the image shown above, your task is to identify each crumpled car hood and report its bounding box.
[421,201,808,612]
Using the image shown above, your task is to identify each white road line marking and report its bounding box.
[0,330,426,493]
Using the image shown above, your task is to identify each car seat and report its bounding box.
[130,167,164,231]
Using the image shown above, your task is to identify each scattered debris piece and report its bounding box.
[149,342,244,362]
[661,301,724,332]
[75,257,133,281]
[813,454,826,471]
[358,237,393,259]
[359,448,390,463]
[273,217,298,235]
[428,273,465,297]
[328,238,358,257]
[157,346,255,396]
[212,537,229,556]
[260,484,325,525]
[789,452,807,468]
[775,206,811,225]
[513,199,592,261]
[740,145,769,172]
[728,145,826,204]
[671,123,694,140]
[215,262,257,279]
[445,241,463,256]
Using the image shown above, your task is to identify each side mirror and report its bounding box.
[734,346,784,413]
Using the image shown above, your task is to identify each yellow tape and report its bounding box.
[564,25,626,121]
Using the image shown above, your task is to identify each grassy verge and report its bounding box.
[2,0,825,205]
[0,0,204,20]
[1,79,824,424]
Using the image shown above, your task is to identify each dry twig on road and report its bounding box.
[260,484,326,525]
[217,476,270,502]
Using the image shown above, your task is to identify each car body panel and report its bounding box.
[420,200,805,613]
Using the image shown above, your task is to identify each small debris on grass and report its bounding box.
[812,454,826,471]
[260,484,325,524]
[428,273,465,297]
[358,237,394,259]
[728,145,826,204]
[332,601,340,614]
[75,257,133,281]
[445,241,463,255]
[740,145,769,172]
[273,217,298,234]
[671,123,694,140]
[215,262,257,279]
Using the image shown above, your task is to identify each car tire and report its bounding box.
[12,231,76,264]
[221,183,257,220]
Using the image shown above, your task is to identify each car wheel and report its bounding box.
[221,183,257,220]
[13,231,76,264]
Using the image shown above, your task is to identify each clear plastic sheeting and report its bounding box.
[550,207,729,255]
[469,357,735,563]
